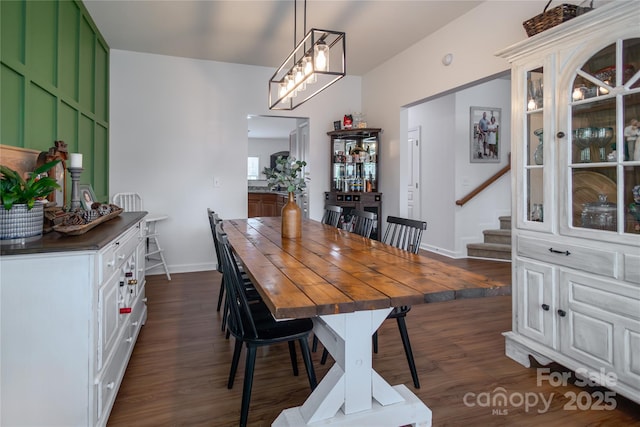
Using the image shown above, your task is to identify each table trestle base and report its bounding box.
[272,384,432,427]
[274,309,431,426]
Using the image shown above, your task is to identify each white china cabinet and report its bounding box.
[497,1,640,404]
[0,213,147,426]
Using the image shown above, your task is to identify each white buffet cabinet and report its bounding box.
[498,2,640,405]
[0,212,147,426]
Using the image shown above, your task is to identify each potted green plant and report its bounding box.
[1,160,61,241]
[263,156,307,193]
[263,156,307,238]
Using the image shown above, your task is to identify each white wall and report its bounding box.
[362,1,545,223]
[109,50,361,274]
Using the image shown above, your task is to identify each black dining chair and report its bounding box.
[321,204,343,227]
[377,215,428,389]
[382,216,427,255]
[349,209,377,238]
[208,209,260,334]
[216,223,317,427]
[207,209,227,313]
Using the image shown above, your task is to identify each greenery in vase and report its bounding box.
[0,160,61,210]
[263,156,308,194]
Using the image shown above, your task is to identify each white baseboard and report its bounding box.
[419,244,463,259]
[146,262,216,277]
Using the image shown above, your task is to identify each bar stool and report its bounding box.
[144,213,171,280]
[112,192,171,281]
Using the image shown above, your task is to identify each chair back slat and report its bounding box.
[216,222,258,339]
[350,209,377,238]
[382,216,427,254]
[112,192,143,212]
[207,209,223,273]
[321,204,343,227]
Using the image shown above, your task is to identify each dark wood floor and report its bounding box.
[108,255,640,427]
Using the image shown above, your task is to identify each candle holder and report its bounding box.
[68,167,84,210]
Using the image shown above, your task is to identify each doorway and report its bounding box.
[247,115,310,216]
[247,115,303,180]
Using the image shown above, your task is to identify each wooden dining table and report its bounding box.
[224,217,509,426]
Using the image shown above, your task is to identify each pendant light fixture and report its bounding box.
[269,0,346,110]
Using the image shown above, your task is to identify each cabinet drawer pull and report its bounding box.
[557,309,567,317]
[557,131,565,138]
[541,304,550,311]
[106,381,115,390]
[548,248,570,256]
[125,337,133,343]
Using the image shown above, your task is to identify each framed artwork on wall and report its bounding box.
[470,107,501,163]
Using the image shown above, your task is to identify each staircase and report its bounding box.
[466,216,512,260]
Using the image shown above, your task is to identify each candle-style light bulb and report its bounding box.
[314,40,329,72]
[279,81,288,101]
[294,65,303,84]
[294,65,306,91]
[303,55,316,84]
[286,74,296,97]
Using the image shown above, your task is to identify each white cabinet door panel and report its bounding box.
[516,258,556,348]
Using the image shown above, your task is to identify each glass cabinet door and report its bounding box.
[524,66,546,224]
[331,131,379,193]
[568,38,640,236]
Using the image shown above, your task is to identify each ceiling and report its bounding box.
[83,0,482,138]
[247,115,299,139]
[84,0,481,76]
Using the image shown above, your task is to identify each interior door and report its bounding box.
[407,127,421,219]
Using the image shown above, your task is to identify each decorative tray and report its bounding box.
[53,208,124,236]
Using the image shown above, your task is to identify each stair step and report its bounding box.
[499,215,512,230]
[467,243,512,260]
[483,229,511,245]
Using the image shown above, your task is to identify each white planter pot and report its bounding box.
[0,202,44,242]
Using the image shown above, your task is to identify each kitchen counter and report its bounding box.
[248,188,289,196]
[248,192,293,218]
[0,211,147,255]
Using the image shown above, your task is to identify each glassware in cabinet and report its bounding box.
[328,128,380,193]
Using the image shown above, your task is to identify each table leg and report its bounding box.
[273,308,432,426]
